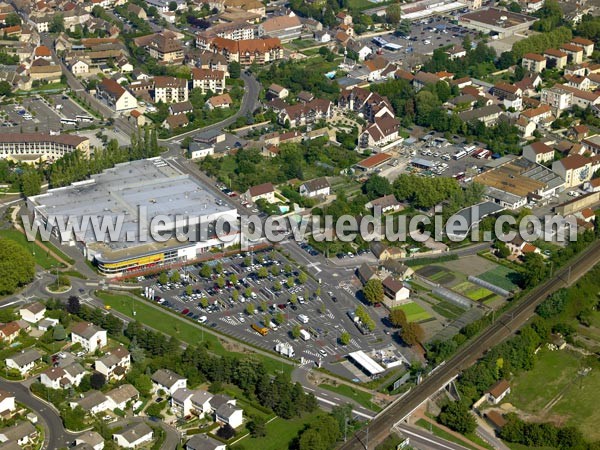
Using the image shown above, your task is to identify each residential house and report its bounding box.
[117,58,134,73]
[506,236,541,257]
[278,98,332,127]
[514,73,542,96]
[382,277,410,303]
[520,104,553,128]
[359,116,400,148]
[18,302,45,323]
[299,177,330,198]
[127,3,147,20]
[523,141,555,164]
[552,154,600,188]
[412,71,441,92]
[582,134,600,153]
[554,84,600,109]
[356,264,376,286]
[267,83,288,100]
[185,434,226,450]
[382,260,415,280]
[0,390,15,418]
[560,43,584,64]
[243,182,275,203]
[521,53,546,72]
[541,86,573,113]
[314,30,331,43]
[163,114,189,130]
[190,390,214,418]
[571,37,594,57]
[336,11,353,25]
[297,91,314,103]
[94,346,130,380]
[74,431,105,450]
[71,322,107,353]
[188,142,215,159]
[37,318,58,332]
[258,13,302,43]
[492,82,522,110]
[152,369,187,395]
[570,124,590,141]
[365,194,402,213]
[113,422,153,449]
[457,104,503,126]
[487,379,511,404]
[106,384,139,410]
[70,59,90,75]
[363,56,394,81]
[516,116,537,138]
[0,422,37,446]
[129,110,146,127]
[5,349,41,375]
[215,403,244,428]
[205,93,232,109]
[565,74,590,90]
[544,49,568,69]
[446,45,466,59]
[154,76,188,103]
[40,363,85,389]
[96,78,138,112]
[169,101,193,116]
[370,242,406,260]
[338,87,394,123]
[192,68,227,94]
[70,391,110,415]
[170,388,196,417]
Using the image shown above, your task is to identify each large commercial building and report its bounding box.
[0,133,90,163]
[459,8,536,38]
[28,158,240,277]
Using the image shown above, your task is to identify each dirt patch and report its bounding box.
[417,265,444,277]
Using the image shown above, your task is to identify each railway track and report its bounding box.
[340,240,600,450]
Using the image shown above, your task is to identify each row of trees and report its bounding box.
[0,240,36,295]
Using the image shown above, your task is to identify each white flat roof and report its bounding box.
[348,350,385,375]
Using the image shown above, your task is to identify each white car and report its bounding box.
[197,315,207,324]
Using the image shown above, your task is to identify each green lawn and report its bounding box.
[231,411,324,450]
[452,281,494,301]
[415,419,479,450]
[0,229,64,269]
[430,299,465,320]
[320,383,381,412]
[96,291,293,377]
[478,265,520,292]
[396,301,432,323]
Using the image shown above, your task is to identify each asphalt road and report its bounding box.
[340,240,600,449]
[0,378,80,449]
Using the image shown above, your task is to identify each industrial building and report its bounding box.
[28,158,239,276]
[459,8,537,38]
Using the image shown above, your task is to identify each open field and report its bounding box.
[320,383,381,412]
[96,291,293,377]
[452,281,494,301]
[417,265,457,285]
[231,411,323,450]
[478,266,520,292]
[0,229,64,269]
[396,301,432,323]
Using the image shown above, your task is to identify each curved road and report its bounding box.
[340,240,600,449]
[0,379,80,449]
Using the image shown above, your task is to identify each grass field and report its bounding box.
[452,281,494,301]
[415,419,479,450]
[430,299,466,320]
[478,266,520,292]
[320,383,381,412]
[231,412,323,450]
[396,301,432,323]
[0,229,64,269]
[96,291,293,377]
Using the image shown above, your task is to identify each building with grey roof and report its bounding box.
[113,422,153,448]
[185,433,226,450]
[5,349,41,374]
[28,157,239,276]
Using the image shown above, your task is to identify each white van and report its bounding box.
[298,314,309,324]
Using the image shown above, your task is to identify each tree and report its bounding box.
[298,272,308,284]
[49,14,65,33]
[286,277,295,288]
[401,322,425,346]
[158,272,168,285]
[168,1,177,10]
[395,19,412,36]
[260,300,267,312]
[170,271,180,283]
[243,256,252,267]
[229,61,241,79]
[215,262,223,274]
[283,264,292,274]
[438,401,477,434]
[244,287,252,298]
[216,276,225,288]
[362,174,392,200]
[5,13,21,26]
[273,281,282,291]
[229,274,238,284]
[217,424,236,440]
[247,416,266,437]
[521,252,548,288]
[231,289,239,302]
[270,265,280,276]
[90,372,106,390]
[276,311,285,325]
[246,303,255,315]
[363,279,384,305]
[257,267,268,278]
[339,331,350,345]
[0,81,12,97]
[67,296,81,315]
[292,324,301,339]
[385,3,401,24]
[0,240,35,295]
[494,241,511,259]
[185,285,193,296]
[20,170,42,196]
[53,324,66,341]
[200,264,212,278]
[290,294,297,305]
[389,308,407,328]
[133,374,152,396]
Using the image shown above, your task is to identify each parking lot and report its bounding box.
[358,17,478,68]
[0,95,99,134]
[138,248,399,379]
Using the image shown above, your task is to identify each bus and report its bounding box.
[76,115,94,123]
[372,36,388,47]
[61,118,77,125]
[251,323,269,336]
[453,150,467,160]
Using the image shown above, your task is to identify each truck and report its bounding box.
[275,342,295,358]
[251,323,269,336]
[299,329,311,341]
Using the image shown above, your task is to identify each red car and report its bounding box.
[181,309,190,315]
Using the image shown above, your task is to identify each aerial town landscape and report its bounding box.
[0,0,600,448]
